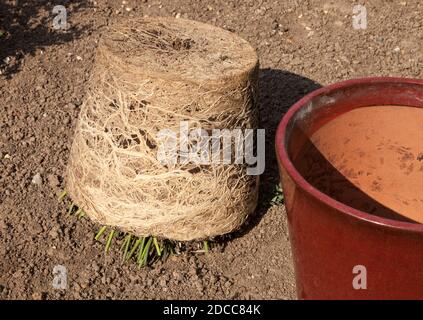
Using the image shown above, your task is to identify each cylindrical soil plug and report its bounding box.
[66,17,259,241]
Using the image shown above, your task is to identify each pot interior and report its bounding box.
[286,81,423,223]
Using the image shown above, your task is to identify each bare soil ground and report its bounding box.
[0,0,422,300]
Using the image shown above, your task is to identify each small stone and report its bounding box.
[159,278,167,287]
[172,271,182,281]
[74,283,81,292]
[194,280,203,292]
[29,221,43,234]
[189,266,198,276]
[92,262,100,273]
[31,173,43,185]
[32,292,46,300]
[209,275,217,284]
[49,229,59,239]
[47,174,60,188]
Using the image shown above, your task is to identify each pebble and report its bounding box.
[92,262,100,273]
[47,174,60,188]
[172,271,182,281]
[31,173,43,185]
[159,278,167,287]
[29,221,43,234]
[74,283,81,292]
[31,292,46,300]
[48,229,59,239]
[194,280,204,293]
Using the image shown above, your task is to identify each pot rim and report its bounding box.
[275,76,423,233]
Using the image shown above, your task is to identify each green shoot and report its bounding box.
[94,226,107,241]
[203,240,209,253]
[136,237,146,265]
[121,234,132,262]
[74,207,82,217]
[167,241,175,255]
[105,230,115,253]
[140,237,153,267]
[162,243,168,261]
[78,210,86,219]
[62,198,216,267]
[67,203,75,215]
[127,238,142,260]
[153,237,161,256]
[58,190,67,202]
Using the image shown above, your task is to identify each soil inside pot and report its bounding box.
[295,105,423,223]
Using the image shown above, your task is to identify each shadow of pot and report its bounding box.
[275,77,423,299]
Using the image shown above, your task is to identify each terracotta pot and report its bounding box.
[275,77,423,299]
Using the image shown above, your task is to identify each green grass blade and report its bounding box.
[74,208,82,217]
[168,241,175,254]
[141,237,153,267]
[127,238,142,261]
[137,237,146,266]
[67,203,75,215]
[78,210,86,219]
[120,234,129,251]
[121,234,132,262]
[203,240,209,253]
[162,244,168,261]
[153,237,161,256]
[58,190,67,202]
[105,230,115,254]
[94,226,107,241]
[162,240,174,261]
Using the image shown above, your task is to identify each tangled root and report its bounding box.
[66,17,260,241]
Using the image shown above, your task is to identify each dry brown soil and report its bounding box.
[0,0,422,300]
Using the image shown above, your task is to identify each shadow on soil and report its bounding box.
[0,0,90,77]
[226,69,322,243]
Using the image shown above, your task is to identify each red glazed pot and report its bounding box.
[275,77,423,299]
